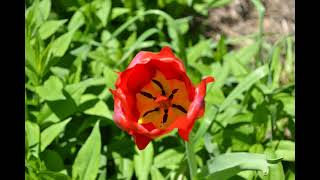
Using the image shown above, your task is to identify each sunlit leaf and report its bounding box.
[72,121,101,180]
[39,20,67,40]
[203,153,270,179]
[134,143,154,180]
[35,76,66,101]
[40,118,71,151]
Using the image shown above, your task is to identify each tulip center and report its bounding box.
[155,96,170,109]
[136,71,190,129]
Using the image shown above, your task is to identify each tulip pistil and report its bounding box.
[136,71,191,129]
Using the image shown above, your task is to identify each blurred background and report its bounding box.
[25,0,295,179]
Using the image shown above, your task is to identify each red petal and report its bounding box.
[111,89,133,133]
[128,51,154,69]
[128,46,176,69]
[176,76,214,140]
[133,132,151,150]
[178,128,190,141]
[116,64,156,95]
[142,123,156,131]
[159,46,176,57]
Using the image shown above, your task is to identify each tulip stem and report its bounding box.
[185,140,197,180]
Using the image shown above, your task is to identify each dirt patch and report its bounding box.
[206,0,295,43]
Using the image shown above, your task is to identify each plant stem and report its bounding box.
[185,140,197,180]
[251,0,265,65]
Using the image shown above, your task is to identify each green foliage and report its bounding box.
[25,0,295,179]
[72,121,101,180]
[40,118,71,152]
[134,144,154,180]
[200,152,278,179]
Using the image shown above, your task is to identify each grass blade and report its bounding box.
[220,65,269,112]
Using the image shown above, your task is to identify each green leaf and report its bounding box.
[150,166,165,180]
[229,125,255,152]
[249,144,265,153]
[203,134,220,155]
[253,103,270,142]
[227,112,253,125]
[95,0,112,27]
[97,154,108,180]
[112,152,134,180]
[51,30,74,57]
[187,39,211,65]
[204,153,269,179]
[225,52,249,77]
[84,100,112,119]
[211,61,230,88]
[70,45,91,60]
[39,0,51,21]
[124,32,137,50]
[205,86,225,106]
[209,0,233,8]
[35,76,66,101]
[26,0,45,35]
[263,149,285,180]
[68,10,85,31]
[270,45,282,89]
[111,7,130,20]
[38,171,70,180]
[234,42,259,65]
[194,3,210,16]
[50,67,70,82]
[193,105,218,146]
[153,149,184,169]
[40,118,71,152]
[134,143,154,180]
[273,93,295,117]
[214,35,227,62]
[176,17,190,34]
[267,140,295,162]
[286,169,295,180]
[103,66,117,89]
[46,94,77,120]
[39,20,67,40]
[251,0,265,48]
[285,36,294,75]
[41,150,65,171]
[65,78,105,105]
[26,120,40,158]
[220,65,269,112]
[72,121,101,180]
[25,34,38,76]
[38,171,71,180]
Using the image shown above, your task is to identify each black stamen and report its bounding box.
[172,104,187,113]
[140,91,156,100]
[168,89,178,100]
[152,79,166,96]
[162,109,168,123]
[143,107,160,117]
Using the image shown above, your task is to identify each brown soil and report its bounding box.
[206,0,295,44]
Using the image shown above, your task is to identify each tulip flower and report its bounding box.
[110,46,214,150]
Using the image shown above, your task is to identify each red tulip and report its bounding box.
[110,46,214,150]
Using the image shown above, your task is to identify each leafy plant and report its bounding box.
[25,0,295,179]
